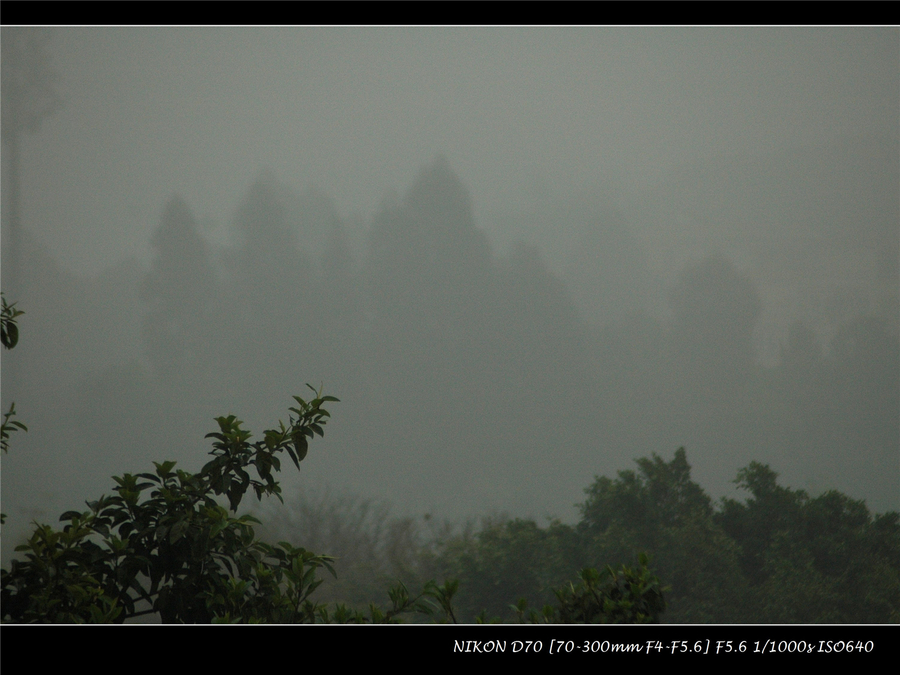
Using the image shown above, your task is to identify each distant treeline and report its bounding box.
[2,156,897,538]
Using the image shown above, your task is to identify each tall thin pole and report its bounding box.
[1,27,62,295]
[4,131,23,295]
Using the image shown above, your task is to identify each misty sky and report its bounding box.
[1,26,897,554]
[8,27,897,275]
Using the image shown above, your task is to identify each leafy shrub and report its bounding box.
[2,388,341,623]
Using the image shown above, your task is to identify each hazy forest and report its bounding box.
[1,27,898,622]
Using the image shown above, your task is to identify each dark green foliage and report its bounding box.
[1,292,24,350]
[426,511,666,624]
[577,448,745,622]
[717,463,802,586]
[310,578,459,624]
[0,402,26,457]
[1,294,27,525]
[580,448,712,538]
[1,387,341,623]
[505,555,666,624]
[552,555,666,624]
[420,448,898,623]
[433,516,585,622]
[717,463,900,623]
[576,449,899,623]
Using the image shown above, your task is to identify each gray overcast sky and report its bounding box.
[7,26,897,274]
[1,25,898,551]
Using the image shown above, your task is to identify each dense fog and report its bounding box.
[1,27,897,564]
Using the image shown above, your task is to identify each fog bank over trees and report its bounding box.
[2,28,896,562]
